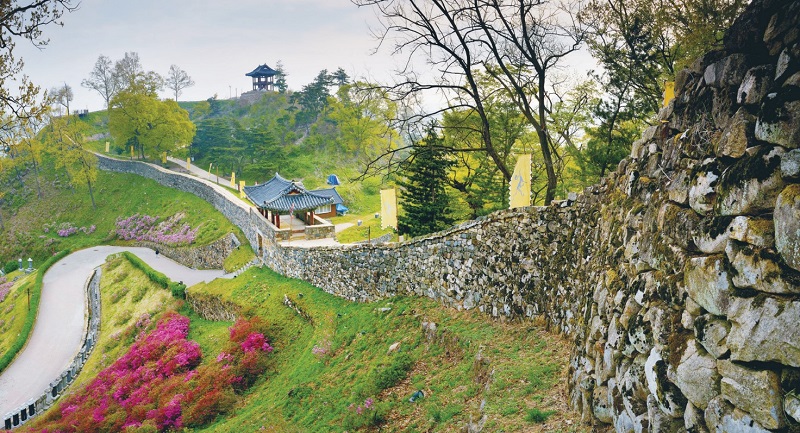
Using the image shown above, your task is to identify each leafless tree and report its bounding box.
[82,54,118,111]
[50,83,73,116]
[352,0,512,183]
[1,0,79,129]
[165,64,195,101]
[353,0,586,204]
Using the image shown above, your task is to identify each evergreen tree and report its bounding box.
[397,127,455,237]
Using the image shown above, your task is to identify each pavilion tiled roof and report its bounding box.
[245,64,279,77]
[243,173,333,213]
[309,187,344,205]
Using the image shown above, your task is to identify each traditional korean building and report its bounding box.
[308,187,347,218]
[243,173,333,229]
[245,64,279,92]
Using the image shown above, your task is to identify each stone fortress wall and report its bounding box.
[98,1,800,430]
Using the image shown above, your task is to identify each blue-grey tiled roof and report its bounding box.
[244,173,333,212]
[246,64,279,77]
[309,187,344,205]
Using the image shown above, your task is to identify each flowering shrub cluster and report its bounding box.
[0,277,13,303]
[344,397,383,430]
[30,313,273,432]
[115,214,198,246]
[44,222,96,238]
[312,339,332,358]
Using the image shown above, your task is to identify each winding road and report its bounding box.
[0,246,226,418]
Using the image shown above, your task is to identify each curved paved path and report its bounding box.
[0,246,225,417]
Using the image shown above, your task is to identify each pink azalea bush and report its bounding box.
[115,214,198,246]
[46,222,96,238]
[0,277,13,303]
[29,313,273,432]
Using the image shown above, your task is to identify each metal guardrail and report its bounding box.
[3,268,102,429]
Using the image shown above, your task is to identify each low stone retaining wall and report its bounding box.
[133,233,240,269]
[186,291,240,322]
[3,268,101,429]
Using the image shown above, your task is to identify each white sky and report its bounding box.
[15,0,398,111]
[14,0,596,113]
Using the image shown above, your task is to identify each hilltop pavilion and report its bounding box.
[245,64,279,92]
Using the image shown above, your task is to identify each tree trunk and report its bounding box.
[87,179,96,209]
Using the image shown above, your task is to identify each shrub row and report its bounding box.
[120,252,186,299]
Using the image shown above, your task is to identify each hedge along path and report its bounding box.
[0,246,226,419]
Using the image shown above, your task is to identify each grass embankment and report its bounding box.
[0,168,248,265]
[188,267,586,433]
[0,250,70,375]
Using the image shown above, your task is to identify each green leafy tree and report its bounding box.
[293,69,334,130]
[109,82,195,160]
[397,127,455,237]
[274,61,289,93]
[45,115,98,208]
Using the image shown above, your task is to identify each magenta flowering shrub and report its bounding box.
[45,222,97,238]
[0,277,13,303]
[115,214,198,246]
[29,313,274,432]
[344,397,383,429]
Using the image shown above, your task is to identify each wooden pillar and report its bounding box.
[310,211,315,224]
[275,213,280,229]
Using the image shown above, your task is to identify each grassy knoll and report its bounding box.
[187,267,587,433]
[0,271,35,359]
[0,168,247,264]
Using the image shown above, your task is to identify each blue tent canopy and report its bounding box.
[327,174,341,185]
[336,204,349,215]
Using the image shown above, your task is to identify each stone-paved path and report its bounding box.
[0,246,225,418]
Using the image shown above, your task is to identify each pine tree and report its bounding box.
[397,128,454,237]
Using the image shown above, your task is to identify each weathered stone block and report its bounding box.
[645,347,687,418]
[694,216,734,254]
[684,401,709,433]
[755,96,800,149]
[716,145,785,215]
[704,54,749,88]
[726,241,798,294]
[737,65,774,105]
[659,202,700,251]
[728,295,800,367]
[776,184,800,272]
[782,149,800,179]
[684,255,734,316]
[647,393,685,432]
[689,160,721,215]
[785,393,800,423]
[674,339,720,410]
[592,385,613,424]
[715,107,755,159]
[704,396,771,433]
[718,360,784,429]
[694,314,731,359]
[727,216,774,247]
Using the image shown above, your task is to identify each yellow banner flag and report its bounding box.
[105,141,109,153]
[162,152,167,164]
[509,154,531,209]
[230,172,236,188]
[663,81,675,107]
[380,188,398,230]
[239,181,246,198]
[186,157,191,169]
[130,146,134,158]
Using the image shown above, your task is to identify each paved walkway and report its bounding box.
[166,156,231,187]
[0,246,225,418]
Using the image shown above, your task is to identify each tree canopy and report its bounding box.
[109,83,195,160]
